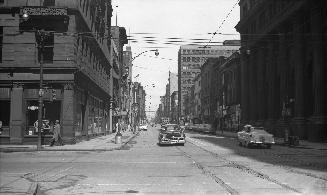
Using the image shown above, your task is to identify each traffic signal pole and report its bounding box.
[37,30,45,150]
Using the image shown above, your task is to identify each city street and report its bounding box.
[1,125,327,194]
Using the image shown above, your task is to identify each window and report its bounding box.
[36,32,54,63]
[0,100,10,126]
[43,0,55,6]
[0,26,2,63]
[26,100,61,136]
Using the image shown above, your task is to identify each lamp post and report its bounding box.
[36,30,48,150]
[131,49,159,62]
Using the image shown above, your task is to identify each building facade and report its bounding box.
[0,0,117,144]
[178,43,240,120]
[215,52,241,133]
[236,0,327,141]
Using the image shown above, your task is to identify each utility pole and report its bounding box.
[36,30,47,150]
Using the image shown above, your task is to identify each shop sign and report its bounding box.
[28,106,39,110]
[20,7,68,16]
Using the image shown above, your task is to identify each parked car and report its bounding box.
[139,124,148,131]
[158,124,185,146]
[237,125,275,148]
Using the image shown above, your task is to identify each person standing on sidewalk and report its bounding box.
[50,120,63,146]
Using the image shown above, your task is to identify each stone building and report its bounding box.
[215,52,241,133]
[0,0,118,144]
[178,43,240,120]
[236,0,327,141]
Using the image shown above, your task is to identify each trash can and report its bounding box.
[115,132,122,144]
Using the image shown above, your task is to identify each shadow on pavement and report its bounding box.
[188,134,327,172]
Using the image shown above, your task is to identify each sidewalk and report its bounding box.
[0,131,138,194]
[214,130,327,150]
[0,130,138,152]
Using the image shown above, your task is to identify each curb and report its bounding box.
[0,131,140,153]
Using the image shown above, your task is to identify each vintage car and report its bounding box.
[158,124,185,146]
[237,125,275,148]
[139,124,148,131]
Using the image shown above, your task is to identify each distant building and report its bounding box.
[178,43,240,119]
[215,52,241,133]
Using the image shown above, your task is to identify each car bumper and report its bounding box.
[159,139,185,145]
[249,141,275,145]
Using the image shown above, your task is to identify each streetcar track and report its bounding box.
[189,133,327,176]
[184,138,304,195]
[175,146,240,195]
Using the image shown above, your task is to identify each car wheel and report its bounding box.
[239,141,242,146]
[266,144,271,149]
[180,143,185,146]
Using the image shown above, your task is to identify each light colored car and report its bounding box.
[237,125,275,148]
[158,124,185,146]
[139,124,148,131]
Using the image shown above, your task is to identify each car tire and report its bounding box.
[238,140,242,146]
[180,143,185,146]
[266,144,271,149]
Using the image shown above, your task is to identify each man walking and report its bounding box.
[50,120,63,146]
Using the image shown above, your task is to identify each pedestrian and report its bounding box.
[50,120,63,146]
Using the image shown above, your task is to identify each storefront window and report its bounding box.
[26,100,61,136]
[88,96,94,134]
[94,99,99,134]
[0,100,10,136]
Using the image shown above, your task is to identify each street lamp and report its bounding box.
[36,30,50,150]
[131,49,159,62]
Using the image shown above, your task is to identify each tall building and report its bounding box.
[236,0,327,141]
[0,0,115,144]
[178,42,240,119]
[123,46,133,126]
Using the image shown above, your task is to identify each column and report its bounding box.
[10,84,24,144]
[62,83,75,144]
[248,49,257,123]
[309,6,327,141]
[82,91,90,137]
[265,41,276,132]
[291,15,306,139]
[257,46,265,125]
[277,30,288,137]
[240,50,249,123]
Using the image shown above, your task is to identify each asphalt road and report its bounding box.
[0,125,326,194]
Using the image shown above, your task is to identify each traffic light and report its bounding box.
[50,89,56,101]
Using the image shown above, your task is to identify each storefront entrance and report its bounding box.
[26,100,61,135]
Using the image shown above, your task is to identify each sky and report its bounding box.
[111,0,240,119]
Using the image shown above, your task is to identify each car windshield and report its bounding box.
[252,129,267,134]
[165,125,178,131]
